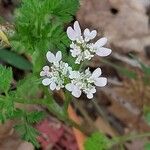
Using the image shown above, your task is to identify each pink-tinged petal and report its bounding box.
[67,27,76,41]
[40,71,46,77]
[83,28,90,37]
[89,30,97,40]
[56,51,62,62]
[46,51,55,63]
[96,47,112,57]
[74,21,81,37]
[42,78,51,86]
[87,93,93,99]
[94,37,107,48]
[65,83,73,91]
[43,66,50,71]
[91,68,102,78]
[94,77,107,87]
[50,82,56,90]
[72,87,81,98]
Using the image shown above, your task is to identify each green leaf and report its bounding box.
[144,143,150,150]
[0,97,15,123]
[0,65,13,93]
[84,132,110,150]
[13,109,44,148]
[26,111,45,124]
[12,0,79,54]
[0,49,32,71]
[15,123,40,148]
[15,75,39,99]
[13,109,44,124]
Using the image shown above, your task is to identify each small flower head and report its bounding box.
[40,66,51,77]
[40,51,72,91]
[67,21,112,64]
[65,68,107,99]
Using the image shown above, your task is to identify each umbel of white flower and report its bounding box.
[40,51,107,99]
[65,68,107,99]
[67,21,112,64]
[40,51,72,91]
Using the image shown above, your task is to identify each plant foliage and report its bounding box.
[84,132,110,150]
[0,65,12,93]
[11,0,79,72]
[0,0,80,148]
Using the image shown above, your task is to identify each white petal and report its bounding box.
[56,51,62,62]
[40,71,46,77]
[72,86,81,98]
[42,78,51,86]
[56,86,60,90]
[50,82,56,90]
[67,27,77,41]
[94,37,107,48]
[43,66,50,71]
[89,30,97,40]
[96,47,112,57]
[87,93,93,99]
[84,28,90,37]
[94,77,107,87]
[74,21,81,37]
[46,51,55,63]
[91,68,102,78]
[65,83,73,91]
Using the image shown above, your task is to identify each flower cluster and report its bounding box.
[40,51,72,91]
[40,21,112,99]
[65,68,107,99]
[67,21,112,64]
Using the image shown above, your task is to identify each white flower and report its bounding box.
[40,66,51,77]
[65,83,81,98]
[89,68,107,87]
[70,43,81,57]
[46,51,62,67]
[67,21,82,41]
[94,38,112,57]
[84,28,97,42]
[67,21,112,64]
[65,68,107,99]
[40,51,72,91]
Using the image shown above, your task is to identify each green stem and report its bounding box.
[63,91,72,115]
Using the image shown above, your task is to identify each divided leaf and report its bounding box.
[14,109,44,147]
[15,123,40,148]
[12,0,79,55]
[0,97,15,123]
[0,65,13,93]
[15,75,39,99]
